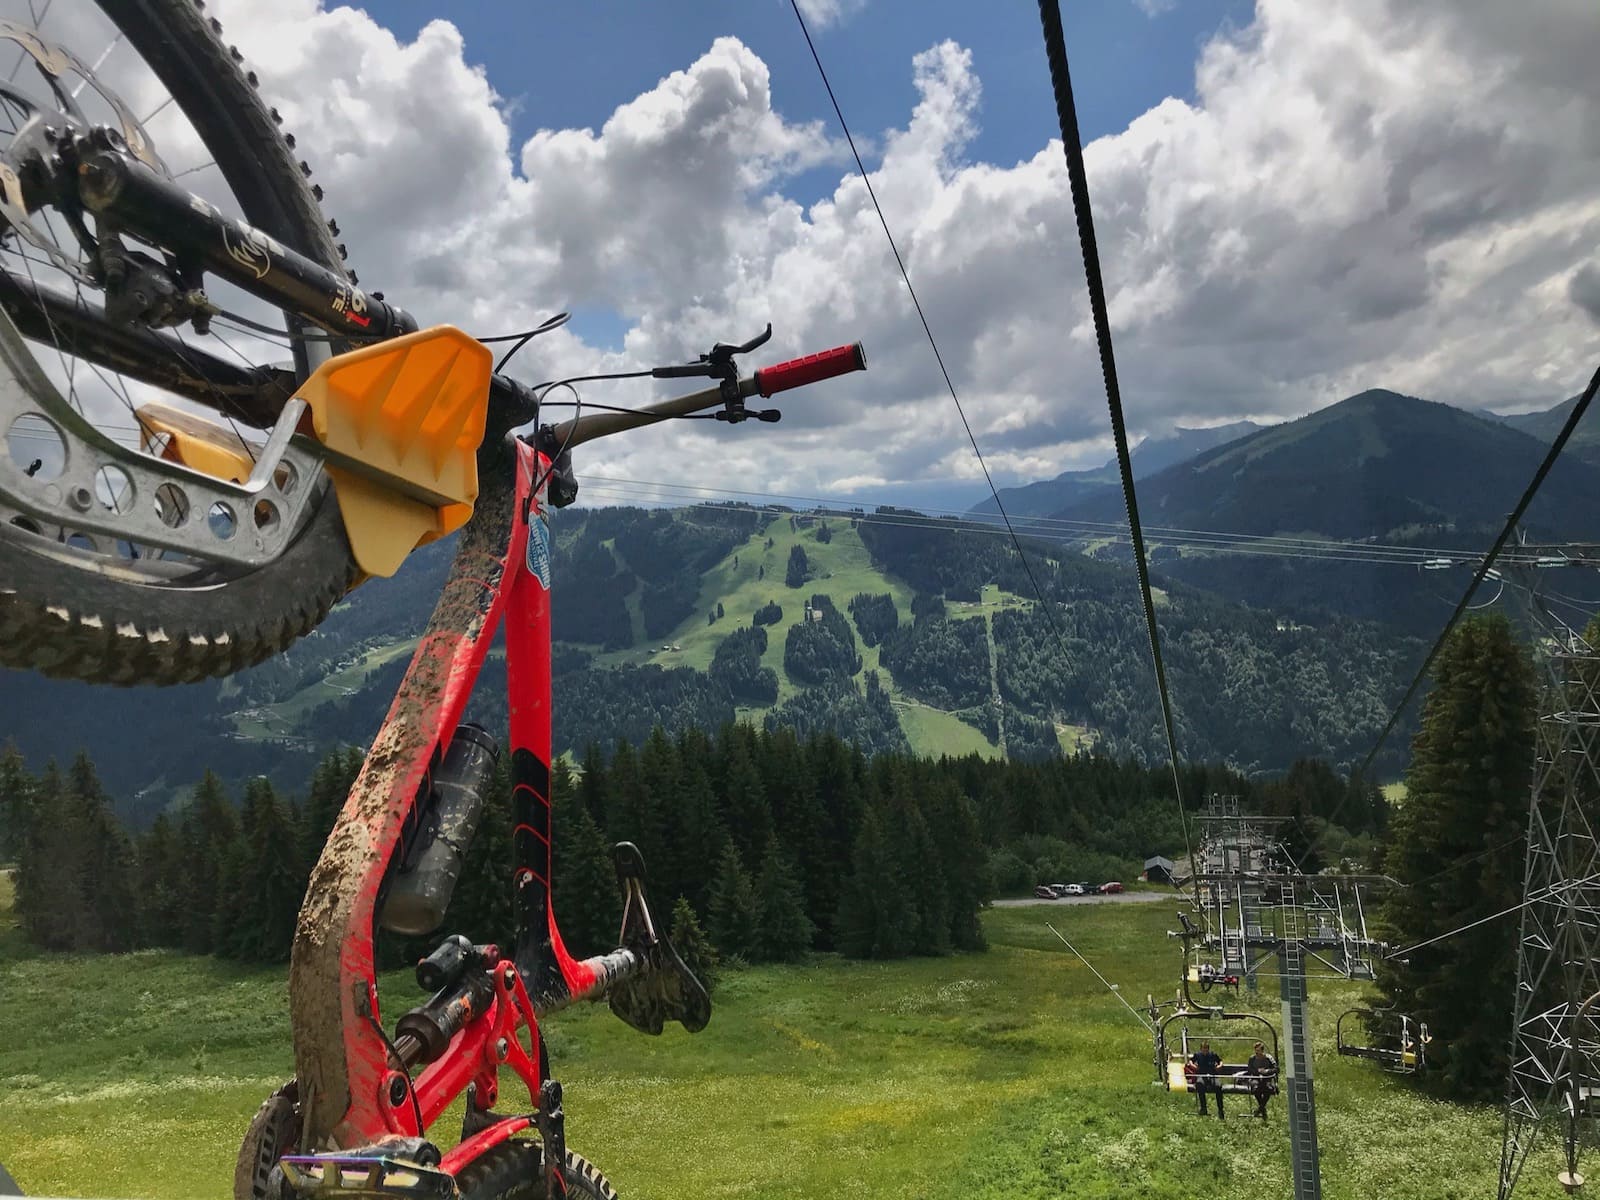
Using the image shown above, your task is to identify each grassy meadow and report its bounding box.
[0,878,1570,1199]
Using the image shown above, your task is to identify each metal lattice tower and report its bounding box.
[1498,551,1600,1199]
[1178,794,1390,1200]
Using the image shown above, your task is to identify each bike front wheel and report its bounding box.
[455,1141,620,1200]
[0,0,360,685]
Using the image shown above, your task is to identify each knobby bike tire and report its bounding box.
[0,0,360,686]
[234,1079,299,1200]
[454,1141,619,1200]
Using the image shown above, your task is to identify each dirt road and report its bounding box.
[991,890,1180,908]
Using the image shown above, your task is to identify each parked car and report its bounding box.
[1046,883,1071,896]
[1061,883,1086,896]
[1034,885,1058,899]
[1098,881,1125,894]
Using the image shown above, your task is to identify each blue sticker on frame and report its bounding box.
[526,511,552,590]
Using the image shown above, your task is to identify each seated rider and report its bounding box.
[1247,1040,1278,1120]
[1189,1039,1225,1120]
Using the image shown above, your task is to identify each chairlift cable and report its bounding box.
[1353,361,1600,782]
[1295,359,1600,870]
[1036,0,1195,891]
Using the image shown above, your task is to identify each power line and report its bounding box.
[1044,921,1152,1031]
[578,483,1559,573]
[1354,361,1600,781]
[579,473,1581,569]
[787,0,1100,778]
[1386,870,1600,961]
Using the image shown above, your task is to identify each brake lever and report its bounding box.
[716,323,773,358]
[649,324,773,381]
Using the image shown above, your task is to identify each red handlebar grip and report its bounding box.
[754,343,866,397]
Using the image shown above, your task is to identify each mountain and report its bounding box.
[970,420,1266,518]
[1498,395,1600,465]
[1057,389,1600,636]
[0,502,1423,825]
[1059,389,1600,539]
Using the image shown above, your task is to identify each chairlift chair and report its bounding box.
[1187,960,1241,997]
[1150,996,1280,1097]
[1335,1007,1431,1074]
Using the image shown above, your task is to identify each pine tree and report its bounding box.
[1377,614,1536,1099]
[785,544,809,588]
[670,760,727,913]
[551,763,622,958]
[835,800,917,959]
[0,742,31,863]
[578,742,610,833]
[638,726,681,888]
[891,772,950,956]
[178,771,239,955]
[924,776,988,951]
[211,834,250,957]
[228,777,304,962]
[138,814,186,949]
[14,762,81,950]
[706,841,759,961]
[67,752,139,952]
[668,895,718,995]
[805,733,864,948]
[720,735,773,865]
[753,839,814,962]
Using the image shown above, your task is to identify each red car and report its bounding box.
[1098,881,1124,894]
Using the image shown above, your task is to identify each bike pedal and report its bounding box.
[278,1154,455,1200]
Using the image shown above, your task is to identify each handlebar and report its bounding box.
[548,341,867,450]
[754,343,866,396]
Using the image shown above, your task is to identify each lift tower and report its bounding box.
[1183,795,1388,1200]
[1497,544,1600,1199]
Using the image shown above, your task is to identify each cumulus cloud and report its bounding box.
[202,0,1599,500]
[794,0,868,30]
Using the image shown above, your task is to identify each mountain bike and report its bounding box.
[0,5,866,1196]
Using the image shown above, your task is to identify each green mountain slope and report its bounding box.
[2,500,1423,825]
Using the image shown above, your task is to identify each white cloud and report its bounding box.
[794,0,868,31]
[1133,0,1178,16]
[201,0,1600,503]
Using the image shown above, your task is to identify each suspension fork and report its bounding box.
[71,133,417,341]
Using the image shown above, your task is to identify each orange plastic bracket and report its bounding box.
[295,325,492,578]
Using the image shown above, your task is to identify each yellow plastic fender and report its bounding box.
[295,325,492,577]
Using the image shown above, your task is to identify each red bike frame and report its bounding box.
[285,342,866,1165]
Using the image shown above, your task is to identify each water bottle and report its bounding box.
[379,723,499,936]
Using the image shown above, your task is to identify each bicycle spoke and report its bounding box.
[140,92,174,126]
[177,327,260,462]
[174,158,215,180]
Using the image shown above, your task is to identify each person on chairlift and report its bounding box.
[1189,1039,1224,1119]
[1247,1040,1277,1120]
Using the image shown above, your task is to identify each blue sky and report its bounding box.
[363,0,1249,377]
[371,0,1249,204]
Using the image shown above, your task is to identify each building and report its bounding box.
[1142,855,1176,885]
